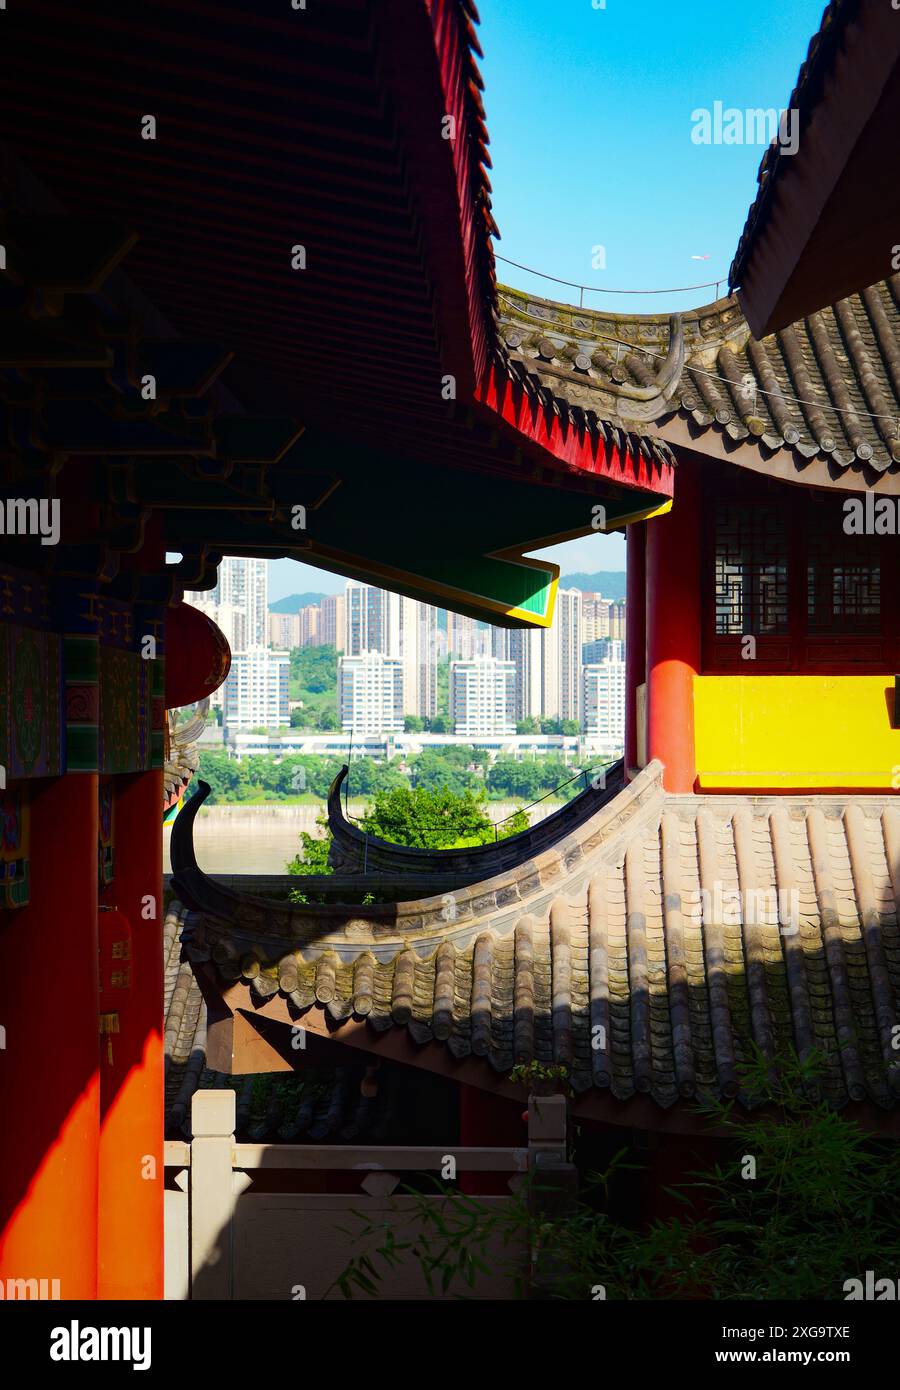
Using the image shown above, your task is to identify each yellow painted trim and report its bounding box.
[612,497,673,529]
[695,674,900,791]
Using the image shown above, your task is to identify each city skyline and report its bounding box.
[189,566,625,746]
[264,576,626,746]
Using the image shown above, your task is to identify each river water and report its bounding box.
[162,799,561,875]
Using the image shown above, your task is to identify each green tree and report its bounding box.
[289,644,338,696]
[192,749,250,803]
[404,715,425,732]
[286,818,332,876]
[359,784,524,849]
[409,750,480,797]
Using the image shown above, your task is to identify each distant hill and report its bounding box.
[560,571,626,600]
[269,573,627,613]
[269,592,328,613]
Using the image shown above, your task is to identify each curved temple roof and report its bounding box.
[498,276,900,491]
[172,769,900,1124]
[325,759,626,876]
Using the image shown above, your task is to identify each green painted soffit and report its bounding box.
[165,438,664,627]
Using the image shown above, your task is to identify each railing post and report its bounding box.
[190,1088,236,1300]
[526,1094,578,1299]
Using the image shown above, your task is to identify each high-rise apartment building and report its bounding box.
[343,581,437,718]
[450,656,516,736]
[541,588,582,723]
[206,556,267,650]
[415,602,441,721]
[582,637,625,665]
[224,648,290,730]
[189,557,288,730]
[268,611,301,648]
[298,605,319,647]
[508,626,543,723]
[582,657,626,743]
[337,652,404,734]
[581,593,608,643]
[318,592,345,651]
[609,600,626,641]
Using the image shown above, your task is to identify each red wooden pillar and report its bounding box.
[624,521,647,777]
[459,1084,526,1195]
[98,767,164,1299]
[645,460,702,793]
[0,774,100,1299]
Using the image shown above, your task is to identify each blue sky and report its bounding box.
[270,0,823,601]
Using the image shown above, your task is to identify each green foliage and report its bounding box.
[403,715,425,732]
[288,644,338,728]
[285,815,332,904]
[194,746,603,808]
[342,756,408,798]
[286,817,332,877]
[359,784,519,849]
[436,658,449,720]
[193,750,344,803]
[486,756,572,801]
[409,749,482,797]
[509,1061,571,1096]
[289,643,338,695]
[332,1049,900,1300]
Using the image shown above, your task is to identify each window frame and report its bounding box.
[701,476,900,674]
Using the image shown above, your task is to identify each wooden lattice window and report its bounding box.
[714,504,789,636]
[806,505,881,634]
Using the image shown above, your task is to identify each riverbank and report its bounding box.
[163,797,563,874]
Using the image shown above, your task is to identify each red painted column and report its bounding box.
[98,767,164,1299]
[0,774,100,1299]
[624,522,647,777]
[645,459,702,793]
[459,1084,526,1195]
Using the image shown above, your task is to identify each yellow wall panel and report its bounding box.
[694,675,900,790]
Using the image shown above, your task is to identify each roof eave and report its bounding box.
[732,1,900,337]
